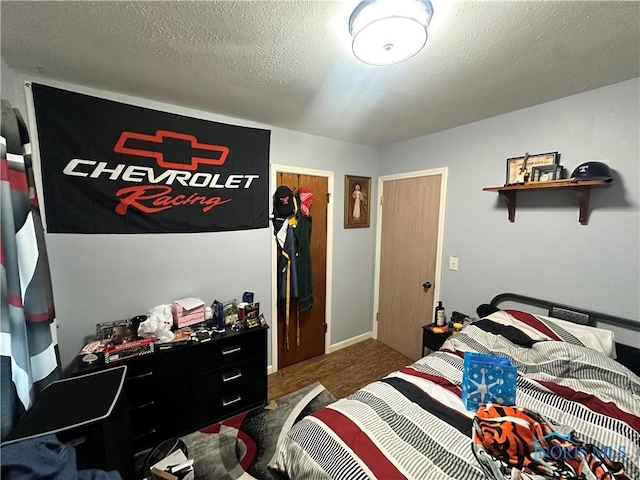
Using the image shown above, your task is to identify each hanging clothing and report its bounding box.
[276,223,298,350]
[277,224,299,302]
[1,100,58,439]
[294,208,313,313]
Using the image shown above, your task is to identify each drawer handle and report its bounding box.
[222,395,242,407]
[222,346,241,356]
[127,371,153,381]
[222,371,242,383]
[132,400,155,410]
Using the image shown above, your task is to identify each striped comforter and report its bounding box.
[268,312,640,480]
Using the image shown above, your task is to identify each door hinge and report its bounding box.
[380,196,383,205]
[326,192,331,204]
[376,312,379,322]
[323,323,328,332]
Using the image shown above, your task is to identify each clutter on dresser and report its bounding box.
[96,318,138,345]
[79,292,265,363]
[242,291,254,303]
[78,338,110,356]
[86,318,154,364]
[222,298,239,325]
[212,300,226,333]
[104,337,154,364]
[138,308,175,343]
[245,302,261,328]
[172,297,205,328]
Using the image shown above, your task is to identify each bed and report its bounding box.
[268,294,640,480]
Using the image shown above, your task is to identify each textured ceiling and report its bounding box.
[1,1,639,147]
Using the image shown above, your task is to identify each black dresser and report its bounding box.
[73,325,268,454]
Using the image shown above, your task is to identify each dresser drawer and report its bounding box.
[130,401,159,453]
[125,367,155,407]
[123,351,184,451]
[187,329,266,374]
[190,356,267,427]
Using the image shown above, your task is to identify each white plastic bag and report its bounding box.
[137,304,175,343]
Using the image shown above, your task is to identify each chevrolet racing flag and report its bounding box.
[30,83,270,233]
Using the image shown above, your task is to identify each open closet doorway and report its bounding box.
[270,165,333,371]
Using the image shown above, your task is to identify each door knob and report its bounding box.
[422,281,432,291]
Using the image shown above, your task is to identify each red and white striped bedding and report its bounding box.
[268,311,640,480]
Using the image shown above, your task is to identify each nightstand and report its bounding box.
[422,323,452,357]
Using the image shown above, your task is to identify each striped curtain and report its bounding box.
[1,99,59,439]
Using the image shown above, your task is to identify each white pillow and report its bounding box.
[482,310,617,358]
[542,314,617,359]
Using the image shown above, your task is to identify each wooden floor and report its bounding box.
[268,338,413,401]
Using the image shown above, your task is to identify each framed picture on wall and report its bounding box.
[344,175,371,228]
[531,165,558,182]
[505,151,559,185]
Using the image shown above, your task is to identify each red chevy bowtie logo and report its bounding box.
[114,130,229,171]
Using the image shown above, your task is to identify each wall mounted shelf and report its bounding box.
[483,179,611,225]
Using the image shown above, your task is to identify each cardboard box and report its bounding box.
[172,297,205,328]
[150,449,194,480]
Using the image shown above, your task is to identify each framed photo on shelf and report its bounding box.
[531,165,558,182]
[506,151,559,185]
[344,175,371,228]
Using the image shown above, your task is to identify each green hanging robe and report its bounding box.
[294,212,313,312]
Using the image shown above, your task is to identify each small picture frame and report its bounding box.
[344,175,371,228]
[506,152,559,185]
[96,319,136,345]
[531,165,558,182]
[223,299,238,325]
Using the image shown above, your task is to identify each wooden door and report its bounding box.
[377,174,442,360]
[276,172,328,368]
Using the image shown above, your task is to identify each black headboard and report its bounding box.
[489,292,640,375]
[489,293,639,329]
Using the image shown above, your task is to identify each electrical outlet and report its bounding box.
[448,256,459,271]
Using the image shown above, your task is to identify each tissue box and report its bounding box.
[172,297,205,328]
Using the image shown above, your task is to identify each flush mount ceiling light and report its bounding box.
[349,0,434,66]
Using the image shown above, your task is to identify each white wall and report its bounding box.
[1,58,21,106]
[381,79,640,345]
[3,69,380,369]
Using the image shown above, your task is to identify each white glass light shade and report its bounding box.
[349,0,433,66]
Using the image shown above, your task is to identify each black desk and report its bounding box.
[3,365,133,479]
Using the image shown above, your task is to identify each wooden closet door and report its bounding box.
[276,172,328,368]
